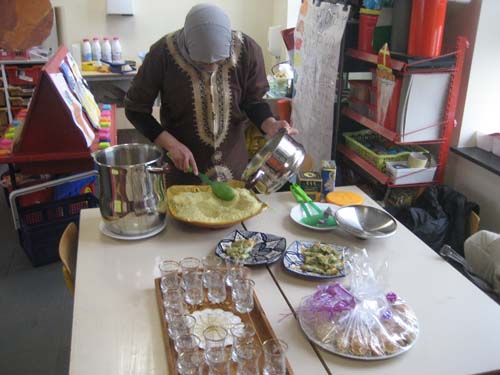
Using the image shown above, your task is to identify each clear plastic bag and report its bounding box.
[297,249,419,359]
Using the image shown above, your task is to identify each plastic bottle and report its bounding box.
[111,37,123,63]
[102,37,112,62]
[82,38,92,62]
[91,37,102,61]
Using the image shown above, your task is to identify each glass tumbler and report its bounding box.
[174,333,201,354]
[177,349,204,375]
[205,347,231,375]
[161,274,180,292]
[225,259,248,287]
[167,314,196,339]
[159,260,179,290]
[235,343,262,375]
[231,278,255,314]
[202,255,224,287]
[203,326,228,359]
[230,323,256,361]
[206,270,227,304]
[262,338,288,375]
[183,271,204,306]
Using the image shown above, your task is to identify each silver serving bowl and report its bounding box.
[242,129,305,194]
[334,205,397,239]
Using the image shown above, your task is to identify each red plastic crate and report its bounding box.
[5,65,42,85]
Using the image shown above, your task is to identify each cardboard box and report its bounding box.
[386,161,437,185]
[297,171,322,202]
[321,160,337,196]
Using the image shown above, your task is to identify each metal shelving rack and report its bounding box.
[335,36,469,188]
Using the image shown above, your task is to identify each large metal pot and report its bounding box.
[242,129,305,194]
[92,143,168,236]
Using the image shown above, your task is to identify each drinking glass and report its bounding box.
[202,255,224,287]
[262,338,288,375]
[235,343,262,375]
[206,270,227,304]
[159,260,179,289]
[225,259,248,287]
[168,314,196,339]
[174,333,201,354]
[177,349,204,375]
[181,257,201,280]
[203,326,228,359]
[183,271,204,305]
[205,347,231,375]
[160,274,180,292]
[230,323,256,361]
[231,278,255,313]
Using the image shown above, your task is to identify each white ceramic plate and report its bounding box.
[290,202,340,231]
[282,240,347,280]
[215,230,286,266]
[191,308,241,349]
[99,220,166,241]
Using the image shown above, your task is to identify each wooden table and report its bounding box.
[70,186,500,375]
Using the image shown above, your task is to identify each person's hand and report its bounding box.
[260,117,299,137]
[154,131,199,175]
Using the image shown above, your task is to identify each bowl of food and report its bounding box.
[166,183,268,229]
[334,205,397,239]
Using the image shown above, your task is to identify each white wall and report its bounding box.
[442,0,500,232]
[445,0,500,147]
[445,152,500,233]
[51,0,276,69]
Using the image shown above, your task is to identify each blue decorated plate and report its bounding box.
[283,240,347,279]
[216,230,286,266]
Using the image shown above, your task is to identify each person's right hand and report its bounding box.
[155,131,199,175]
[168,141,198,175]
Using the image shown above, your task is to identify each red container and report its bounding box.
[5,65,42,86]
[358,9,380,53]
[277,98,292,123]
[408,0,448,57]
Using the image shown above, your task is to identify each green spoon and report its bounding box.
[166,152,236,201]
[187,166,236,201]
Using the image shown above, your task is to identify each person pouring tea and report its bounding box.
[125,3,297,186]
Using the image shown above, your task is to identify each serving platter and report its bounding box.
[166,184,268,229]
[154,277,294,374]
[282,240,347,280]
[215,230,286,266]
[297,301,419,361]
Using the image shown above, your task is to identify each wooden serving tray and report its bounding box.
[154,278,294,374]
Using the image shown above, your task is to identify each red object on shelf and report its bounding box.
[358,9,380,53]
[5,65,42,86]
[408,0,448,57]
[0,45,117,174]
[277,99,292,123]
[381,75,402,132]
[0,48,29,60]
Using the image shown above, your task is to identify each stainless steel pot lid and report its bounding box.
[334,205,397,239]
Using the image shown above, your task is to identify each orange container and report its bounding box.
[358,9,380,53]
[277,98,292,123]
[408,0,448,57]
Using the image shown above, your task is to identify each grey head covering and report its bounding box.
[176,3,232,64]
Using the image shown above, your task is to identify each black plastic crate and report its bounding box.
[18,193,99,267]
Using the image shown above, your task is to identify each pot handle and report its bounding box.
[146,164,171,174]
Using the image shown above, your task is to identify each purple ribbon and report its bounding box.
[301,283,356,320]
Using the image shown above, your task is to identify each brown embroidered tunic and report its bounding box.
[124,30,273,186]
